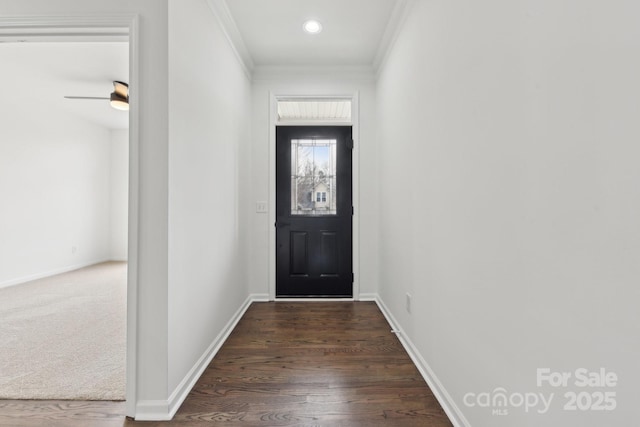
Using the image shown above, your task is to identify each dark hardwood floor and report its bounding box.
[0,302,452,427]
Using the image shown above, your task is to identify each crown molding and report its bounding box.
[0,15,131,42]
[205,0,255,79]
[372,0,416,76]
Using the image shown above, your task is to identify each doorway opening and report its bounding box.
[269,94,360,300]
[0,40,129,401]
[0,17,137,414]
[275,125,353,297]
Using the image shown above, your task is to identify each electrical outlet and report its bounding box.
[256,201,268,213]
[406,293,412,314]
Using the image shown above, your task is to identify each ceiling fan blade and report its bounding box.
[64,96,110,100]
[62,81,129,110]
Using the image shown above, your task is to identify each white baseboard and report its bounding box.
[373,295,471,427]
[250,293,270,301]
[0,258,112,289]
[357,292,378,301]
[133,400,171,421]
[135,294,258,421]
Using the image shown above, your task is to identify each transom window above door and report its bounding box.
[277,100,351,123]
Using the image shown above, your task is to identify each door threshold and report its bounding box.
[275,297,355,302]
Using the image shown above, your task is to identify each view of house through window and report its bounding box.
[291,139,337,215]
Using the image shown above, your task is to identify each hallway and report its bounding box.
[3,1,638,425]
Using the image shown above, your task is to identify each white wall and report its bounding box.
[249,70,379,298]
[110,129,129,261]
[0,98,112,287]
[376,1,640,426]
[167,0,251,402]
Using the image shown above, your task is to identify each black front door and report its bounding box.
[276,126,353,297]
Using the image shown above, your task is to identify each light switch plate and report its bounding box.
[256,201,268,213]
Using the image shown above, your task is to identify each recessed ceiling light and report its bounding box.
[303,20,322,34]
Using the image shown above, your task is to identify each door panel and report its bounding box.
[290,232,309,276]
[320,232,338,276]
[276,126,353,297]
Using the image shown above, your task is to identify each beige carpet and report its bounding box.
[0,262,126,400]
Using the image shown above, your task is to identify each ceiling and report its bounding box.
[1,42,129,130]
[1,1,403,131]
[223,0,401,67]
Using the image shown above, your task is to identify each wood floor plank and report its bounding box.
[0,400,127,427]
[0,301,452,426]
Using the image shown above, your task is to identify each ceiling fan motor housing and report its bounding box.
[110,81,129,110]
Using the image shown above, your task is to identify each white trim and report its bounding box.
[351,92,361,301]
[134,400,171,421]
[126,15,141,419]
[205,0,254,79]
[372,0,417,76]
[250,293,270,302]
[373,295,472,427]
[357,293,378,302]
[0,15,133,33]
[0,14,140,419]
[268,93,277,300]
[268,92,361,301]
[275,298,355,302]
[0,258,114,290]
[135,294,263,421]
